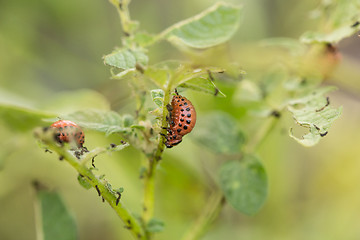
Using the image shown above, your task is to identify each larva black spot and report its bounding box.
[184,102,188,105]
[181,109,184,112]
[186,107,190,111]
[187,113,191,117]
[186,120,191,124]
[184,125,188,130]
[178,123,182,127]
[180,119,184,122]
[181,114,185,117]
[177,129,181,133]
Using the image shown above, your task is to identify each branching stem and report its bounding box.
[36,130,147,240]
[142,88,171,232]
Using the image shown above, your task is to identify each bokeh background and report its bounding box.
[1,0,360,239]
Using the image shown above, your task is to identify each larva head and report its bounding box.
[165,134,183,148]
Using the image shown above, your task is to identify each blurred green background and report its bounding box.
[1,0,360,239]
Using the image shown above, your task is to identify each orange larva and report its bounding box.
[165,91,196,148]
[50,120,85,148]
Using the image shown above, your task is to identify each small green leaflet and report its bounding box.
[288,87,342,147]
[35,189,77,240]
[123,31,156,48]
[301,24,360,44]
[161,2,242,48]
[219,155,268,215]
[145,61,226,95]
[150,89,165,107]
[192,112,245,154]
[103,48,148,70]
[171,64,224,89]
[179,77,226,97]
[62,110,135,136]
[144,60,181,88]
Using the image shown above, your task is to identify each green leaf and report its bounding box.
[301,0,360,44]
[124,31,156,47]
[179,77,226,97]
[144,66,170,88]
[35,189,77,240]
[162,2,242,48]
[300,24,360,44]
[288,87,342,147]
[192,112,245,154]
[150,89,165,107]
[61,110,134,136]
[103,48,148,70]
[172,65,223,87]
[0,104,55,131]
[146,218,165,233]
[0,89,56,131]
[144,60,184,88]
[219,156,268,215]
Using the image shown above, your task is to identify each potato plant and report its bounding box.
[1,0,357,239]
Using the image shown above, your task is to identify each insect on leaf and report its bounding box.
[62,110,134,136]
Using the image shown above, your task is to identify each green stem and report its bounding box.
[142,88,171,228]
[109,0,135,36]
[36,130,147,240]
[244,115,279,154]
[180,114,280,240]
[181,191,225,240]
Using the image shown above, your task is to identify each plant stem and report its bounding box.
[181,191,225,240]
[36,130,147,240]
[244,115,279,154]
[180,114,280,240]
[109,0,136,36]
[142,89,171,229]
